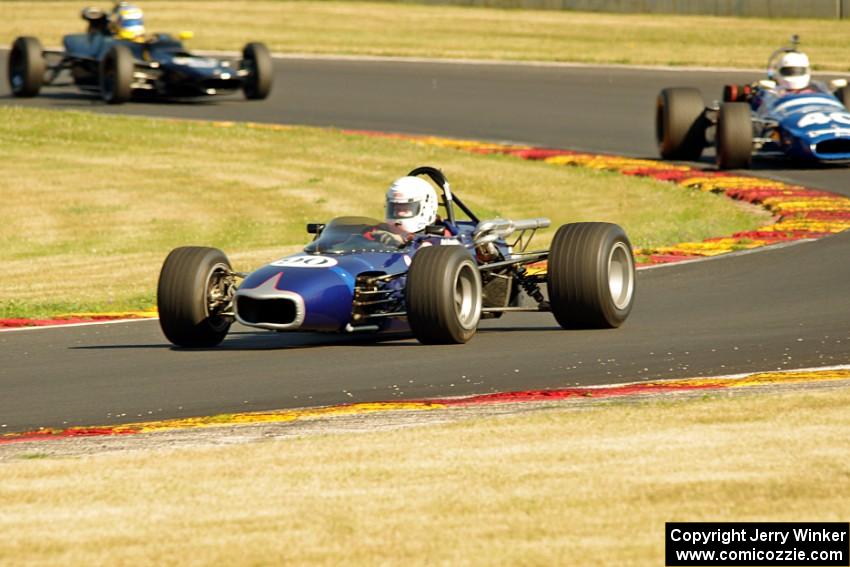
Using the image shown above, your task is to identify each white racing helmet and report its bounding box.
[777,51,811,90]
[385,176,438,233]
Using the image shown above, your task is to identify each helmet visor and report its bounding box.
[387,201,420,219]
[779,66,808,77]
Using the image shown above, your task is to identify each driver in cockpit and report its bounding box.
[80,2,146,40]
[109,2,146,41]
[365,176,441,247]
[772,50,815,93]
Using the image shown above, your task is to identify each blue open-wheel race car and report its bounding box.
[156,167,636,347]
[7,6,272,104]
[656,36,850,169]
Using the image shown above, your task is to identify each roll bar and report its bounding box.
[766,34,801,80]
[407,166,479,225]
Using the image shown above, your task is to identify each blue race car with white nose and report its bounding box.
[7,6,272,103]
[156,167,637,347]
[656,36,850,169]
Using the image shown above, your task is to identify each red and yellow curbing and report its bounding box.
[0,310,157,331]
[2,367,848,445]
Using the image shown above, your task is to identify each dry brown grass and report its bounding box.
[1,387,848,565]
[5,2,850,69]
[0,107,765,317]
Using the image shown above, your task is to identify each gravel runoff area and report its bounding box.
[3,369,848,565]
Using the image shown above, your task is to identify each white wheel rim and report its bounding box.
[453,263,481,330]
[607,242,634,311]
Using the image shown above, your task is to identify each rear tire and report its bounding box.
[99,44,134,104]
[242,42,272,100]
[406,246,482,344]
[157,247,234,347]
[8,36,45,97]
[547,222,635,329]
[656,87,706,160]
[716,102,752,169]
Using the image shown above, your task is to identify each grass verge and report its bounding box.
[4,2,850,70]
[1,386,848,564]
[0,107,765,318]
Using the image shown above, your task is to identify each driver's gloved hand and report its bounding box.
[376,232,403,246]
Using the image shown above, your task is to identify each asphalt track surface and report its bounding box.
[1,57,849,432]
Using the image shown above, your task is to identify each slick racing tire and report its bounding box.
[157,247,234,348]
[99,44,134,104]
[242,42,273,100]
[8,36,45,97]
[406,246,482,344]
[656,87,706,161]
[547,222,635,329]
[716,102,753,170]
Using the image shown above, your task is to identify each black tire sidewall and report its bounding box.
[242,42,272,100]
[657,87,705,160]
[8,36,45,97]
[100,44,133,103]
[547,222,635,329]
[716,102,752,169]
[406,246,482,344]
[157,246,233,347]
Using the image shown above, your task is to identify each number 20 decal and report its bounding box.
[798,111,850,128]
[271,255,338,268]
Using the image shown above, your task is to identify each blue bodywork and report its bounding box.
[60,32,245,96]
[234,217,485,333]
[238,252,409,332]
[751,85,850,161]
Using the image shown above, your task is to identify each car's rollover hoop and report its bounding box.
[157,167,637,347]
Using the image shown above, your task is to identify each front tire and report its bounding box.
[242,42,272,100]
[8,36,45,97]
[406,246,482,344]
[547,222,635,329]
[99,44,134,104]
[656,87,706,160]
[716,102,752,169]
[157,247,235,347]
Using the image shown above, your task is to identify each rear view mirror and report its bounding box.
[178,30,194,40]
[424,224,445,236]
[830,79,848,90]
[758,79,777,89]
[307,223,325,235]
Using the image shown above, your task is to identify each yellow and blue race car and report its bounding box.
[8,5,272,104]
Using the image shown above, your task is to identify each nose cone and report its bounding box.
[236,265,354,332]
